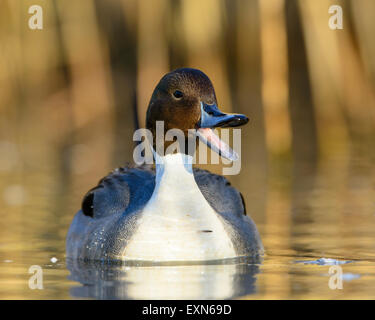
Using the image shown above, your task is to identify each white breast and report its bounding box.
[122,153,236,261]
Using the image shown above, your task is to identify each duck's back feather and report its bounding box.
[81,165,155,219]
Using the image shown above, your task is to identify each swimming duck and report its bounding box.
[66,68,263,262]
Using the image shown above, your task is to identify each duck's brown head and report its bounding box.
[146,68,248,160]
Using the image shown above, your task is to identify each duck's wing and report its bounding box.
[193,168,245,217]
[81,165,156,219]
[193,168,263,255]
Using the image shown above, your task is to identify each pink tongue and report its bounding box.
[197,128,238,161]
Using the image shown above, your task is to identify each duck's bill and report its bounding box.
[196,128,239,161]
[196,102,249,161]
[199,102,249,128]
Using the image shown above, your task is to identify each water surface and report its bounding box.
[0,146,374,299]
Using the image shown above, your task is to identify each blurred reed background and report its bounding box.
[0,0,375,299]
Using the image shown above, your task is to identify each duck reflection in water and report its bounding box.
[67,257,260,300]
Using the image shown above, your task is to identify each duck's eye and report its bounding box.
[173,90,183,99]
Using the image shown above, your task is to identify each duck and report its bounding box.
[66,68,263,263]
